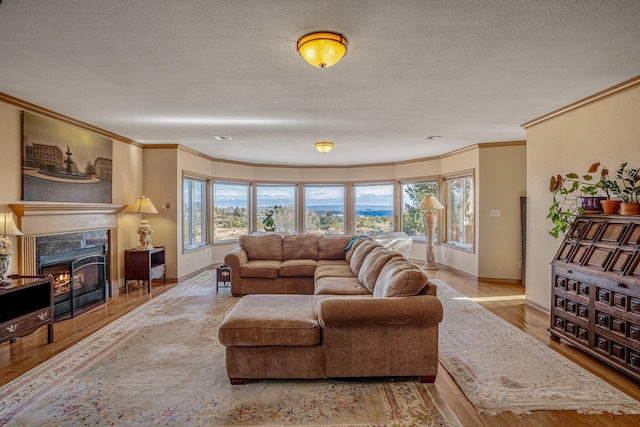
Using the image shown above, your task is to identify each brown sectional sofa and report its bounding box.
[219,233,444,384]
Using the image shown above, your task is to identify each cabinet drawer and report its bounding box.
[0,309,51,340]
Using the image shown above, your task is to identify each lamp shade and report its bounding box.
[131,196,158,215]
[297,32,347,68]
[417,195,444,211]
[0,212,23,236]
[314,141,334,153]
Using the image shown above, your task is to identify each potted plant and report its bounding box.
[612,162,640,215]
[548,162,609,238]
[598,167,622,214]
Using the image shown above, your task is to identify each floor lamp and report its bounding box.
[417,195,444,270]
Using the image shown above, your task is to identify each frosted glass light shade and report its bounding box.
[297,32,347,68]
[314,142,334,153]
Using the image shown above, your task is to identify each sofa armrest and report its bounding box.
[318,295,443,327]
[224,247,248,295]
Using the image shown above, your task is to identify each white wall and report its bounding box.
[478,144,527,281]
[525,84,640,310]
[440,147,480,277]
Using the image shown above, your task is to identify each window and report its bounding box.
[256,184,297,233]
[213,181,249,241]
[183,175,209,251]
[304,185,345,234]
[444,173,474,251]
[401,179,439,239]
[354,183,394,234]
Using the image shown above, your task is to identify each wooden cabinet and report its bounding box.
[124,246,166,294]
[550,215,640,381]
[0,275,54,345]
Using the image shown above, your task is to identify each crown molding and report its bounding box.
[0,92,141,146]
[521,75,640,129]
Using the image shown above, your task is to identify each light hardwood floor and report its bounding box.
[1,270,639,426]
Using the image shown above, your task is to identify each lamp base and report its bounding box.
[136,219,154,251]
[0,252,12,286]
[423,263,439,270]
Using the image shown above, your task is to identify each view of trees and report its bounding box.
[402,181,439,238]
[211,180,440,240]
[306,210,344,234]
[214,206,248,240]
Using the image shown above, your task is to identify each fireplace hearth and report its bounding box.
[37,231,108,320]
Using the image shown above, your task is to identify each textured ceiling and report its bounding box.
[0,0,638,166]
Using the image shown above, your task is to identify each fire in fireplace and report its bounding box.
[39,246,107,320]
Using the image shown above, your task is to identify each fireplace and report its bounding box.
[37,232,108,320]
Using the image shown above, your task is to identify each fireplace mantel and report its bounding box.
[9,203,127,294]
[10,202,127,236]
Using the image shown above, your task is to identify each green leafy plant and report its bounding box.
[547,162,608,239]
[613,162,640,203]
[262,208,275,231]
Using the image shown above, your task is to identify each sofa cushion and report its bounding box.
[357,248,396,293]
[314,262,354,282]
[314,277,371,295]
[279,259,317,277]
[240,234,283,261]
[240,260,281,279]
[345,237,370,263]
[349,239,380,276]
[373,257,429,297]
[218,295,320,347]
[283,234,318,260]
[318,235,352,260]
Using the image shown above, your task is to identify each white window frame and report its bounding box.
[443,171,475,252]
[353,182,395,235]
[183,173,210,253]
[256,183,298,233]
[400,179,440,240]
[213,181,250,242]
[304,184,346,235]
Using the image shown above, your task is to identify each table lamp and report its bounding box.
[0,212,23,285]
[131,196,158,250]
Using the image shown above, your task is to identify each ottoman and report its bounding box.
[218,294,325,384]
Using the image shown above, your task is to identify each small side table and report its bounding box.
[124,246,166,294]
[216,265,231,293]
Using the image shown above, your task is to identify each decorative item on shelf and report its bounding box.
[417,195,444,270]
[314,141,334,153]
[611,162,640,215]
[297,32,347,68]
[548,162,612,238]
[0,211,23,286]
[130,196,158,250]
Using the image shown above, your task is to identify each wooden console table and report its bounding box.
[0,275,54,345]
[124,246,166,294]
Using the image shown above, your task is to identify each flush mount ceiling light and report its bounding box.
[297,32,347,68]
[314,141,334,153]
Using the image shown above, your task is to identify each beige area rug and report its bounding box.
[0,271,461,426]
[433,278,640,415]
